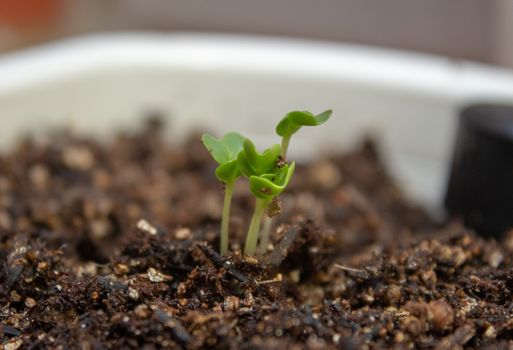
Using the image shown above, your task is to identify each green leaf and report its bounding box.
[201,132,245,165]
[275,116,301,138]
[237,139,281,177]
[249,162,295,200]
[276,110,333,138]
[215,160,240,183]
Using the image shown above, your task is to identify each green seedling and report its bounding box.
[276,109,333,158]
[239,145,295,255]
[202,109,331,256]
[201,132,245,254]
[257,109,333,253]
[236,138,294,255]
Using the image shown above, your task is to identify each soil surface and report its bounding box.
[1,119,513,349]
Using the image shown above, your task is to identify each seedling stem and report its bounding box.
[258,215,273,254]
[244,198,268,255]
[220,181,235,255]
[281,136,290,159]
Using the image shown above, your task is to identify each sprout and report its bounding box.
[237,139,295,255]
[276,109,332,158]
[257,109,333,254]
[237,139,281,178]
[201,132,245,254]
[202,109,332,256]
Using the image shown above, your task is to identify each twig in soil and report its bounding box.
[257,273,283,285]
[333,264,365,273]
[197,243,254,284]
[333,263,370,279]
[154,309,193,346]
[267,225,298,266]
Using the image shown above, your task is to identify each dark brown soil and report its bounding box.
[1,120,512,349]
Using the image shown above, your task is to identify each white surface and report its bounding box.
[2,32,513,213]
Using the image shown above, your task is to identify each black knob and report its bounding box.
[445,104,513,238]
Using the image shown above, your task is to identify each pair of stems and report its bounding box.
[221,136,291,256]
[221,184,271,256]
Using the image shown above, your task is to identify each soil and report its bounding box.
[1,119,513,349]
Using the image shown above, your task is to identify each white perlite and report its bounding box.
[128,287,139,300]
[147,267,165,283]
[5,339,23,350]
[137,219,158,235]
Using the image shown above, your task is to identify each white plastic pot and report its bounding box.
[2,32,513,214]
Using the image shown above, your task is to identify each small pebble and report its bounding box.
[25,297,36,308]
[37,261,48,271]
[5,338,23,350]
[147,267,165,282]
[243,255,259,265]
[62,146,95,170]
[428,299,454,331]
[403,316,422,336]
[174,227,191,240]
[28,164,50,189]
[114,264,130,275]
[487,250,503,268]
[75,262,98,277]
[289,269,301,283]
[394,331,406,343]
[128,287,139,301]
[362,292,374,304]
[137,219,158,235]
[10,290,22,302]
[420,269,437,287]
[386,284,402,305]
[223,296,240,312]
[484,325,497,339]
[89,219,110,239]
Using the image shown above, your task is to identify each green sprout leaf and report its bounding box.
[202,132,245,183]
[202,132,245,164]
[214,160,239,183]
[249,162,296,200]
[276,109,333,138]
[237,139,281,178]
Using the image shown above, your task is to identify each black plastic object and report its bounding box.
[445,104,513,238]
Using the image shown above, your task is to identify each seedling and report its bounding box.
[236,138,295,254]
[276,109,332,158]
[202,109,331,256]
[257,109,333,253]
[201,132,245,254]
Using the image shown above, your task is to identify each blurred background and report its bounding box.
[2,0,513,215]
[1,0,513,68]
